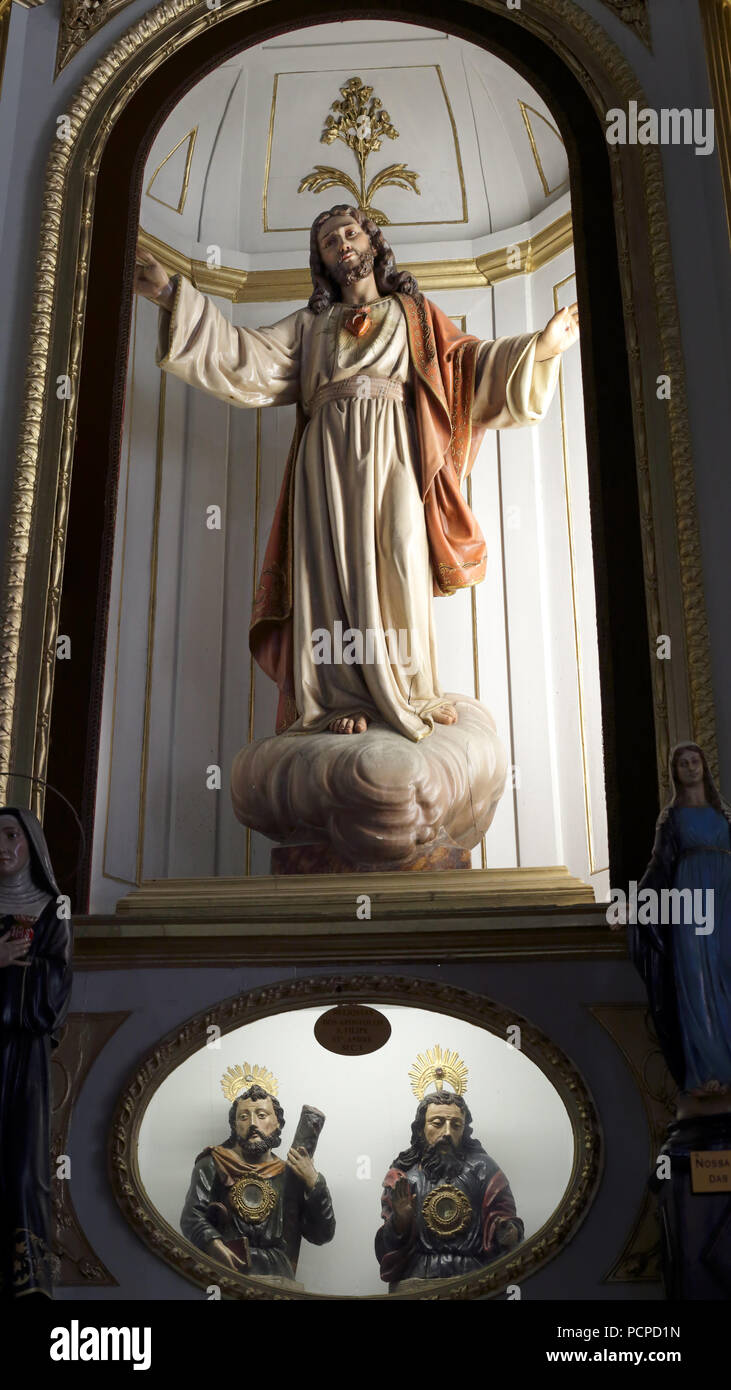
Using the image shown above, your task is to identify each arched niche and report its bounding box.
[92,27,606,903]
[0,0,715,906]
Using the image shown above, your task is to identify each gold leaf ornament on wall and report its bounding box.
[145,128,197,215]
[298,76,420,225]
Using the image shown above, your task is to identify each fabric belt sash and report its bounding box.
[307,375,405,416]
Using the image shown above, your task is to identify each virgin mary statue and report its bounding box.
[629,743,731,1097]
[0,807,72,1298]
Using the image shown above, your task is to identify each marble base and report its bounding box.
[231,693,507,870]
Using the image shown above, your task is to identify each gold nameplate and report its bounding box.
[690,1150,731,1193]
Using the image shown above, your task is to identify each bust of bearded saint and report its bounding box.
[376,1089,523,1291]
[180,1084,335,1285]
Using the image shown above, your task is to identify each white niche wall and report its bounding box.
[89,229,607,908]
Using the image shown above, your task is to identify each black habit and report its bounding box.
[0,810,72,1298]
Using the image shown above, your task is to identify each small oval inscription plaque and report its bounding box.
[314,1004,391,1057]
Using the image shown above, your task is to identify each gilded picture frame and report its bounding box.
[108,973,603,1301]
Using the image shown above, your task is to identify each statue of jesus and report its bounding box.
[135,206,578,744]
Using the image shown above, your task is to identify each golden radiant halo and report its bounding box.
[409,1046,468,1100]
[422,1184,473,1238]
[220,1063,279,1102]
[229,1175,278,1225]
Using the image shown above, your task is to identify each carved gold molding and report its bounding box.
[699,0,731,246]
[55,0,137,78]
[599,0,652,49]
[138,210,574,302]
[518,2,714,801]
[0,0,718,828]
[108,974,603,1301]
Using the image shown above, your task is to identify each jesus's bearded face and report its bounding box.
[316,215,375,288]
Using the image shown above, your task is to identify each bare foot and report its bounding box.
[432,703,458,725]
[329,713,370,735]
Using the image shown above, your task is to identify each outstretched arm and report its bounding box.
[535,302,580,361]
[135,244,304,409]
[134,248,176,308]
[472,301,579,429]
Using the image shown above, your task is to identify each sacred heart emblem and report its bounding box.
[344,307,372,339]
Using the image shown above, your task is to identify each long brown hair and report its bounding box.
[307,205,419,314]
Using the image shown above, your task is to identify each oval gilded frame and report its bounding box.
[108,973,603,1301]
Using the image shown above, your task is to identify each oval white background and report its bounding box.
[137,1003,575,1297]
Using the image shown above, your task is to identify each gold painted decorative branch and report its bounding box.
[298,76,420,225]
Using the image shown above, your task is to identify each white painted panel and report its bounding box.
[494,274,561,867]
[166,295,231,879]
[217,402,258,876]
[142,345,187,881]
[143,66,242,249]
[89,299,141,911]
[101,301,161,887]
[266,66,464,232]
[536,255,609,891]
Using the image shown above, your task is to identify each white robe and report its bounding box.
[158,280,560,741]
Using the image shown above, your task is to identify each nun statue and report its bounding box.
[629,743,731,1098]
[0,807,72,1298]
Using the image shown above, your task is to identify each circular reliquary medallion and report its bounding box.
[422,1184,472,1238]
[230,1175,278,1225]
